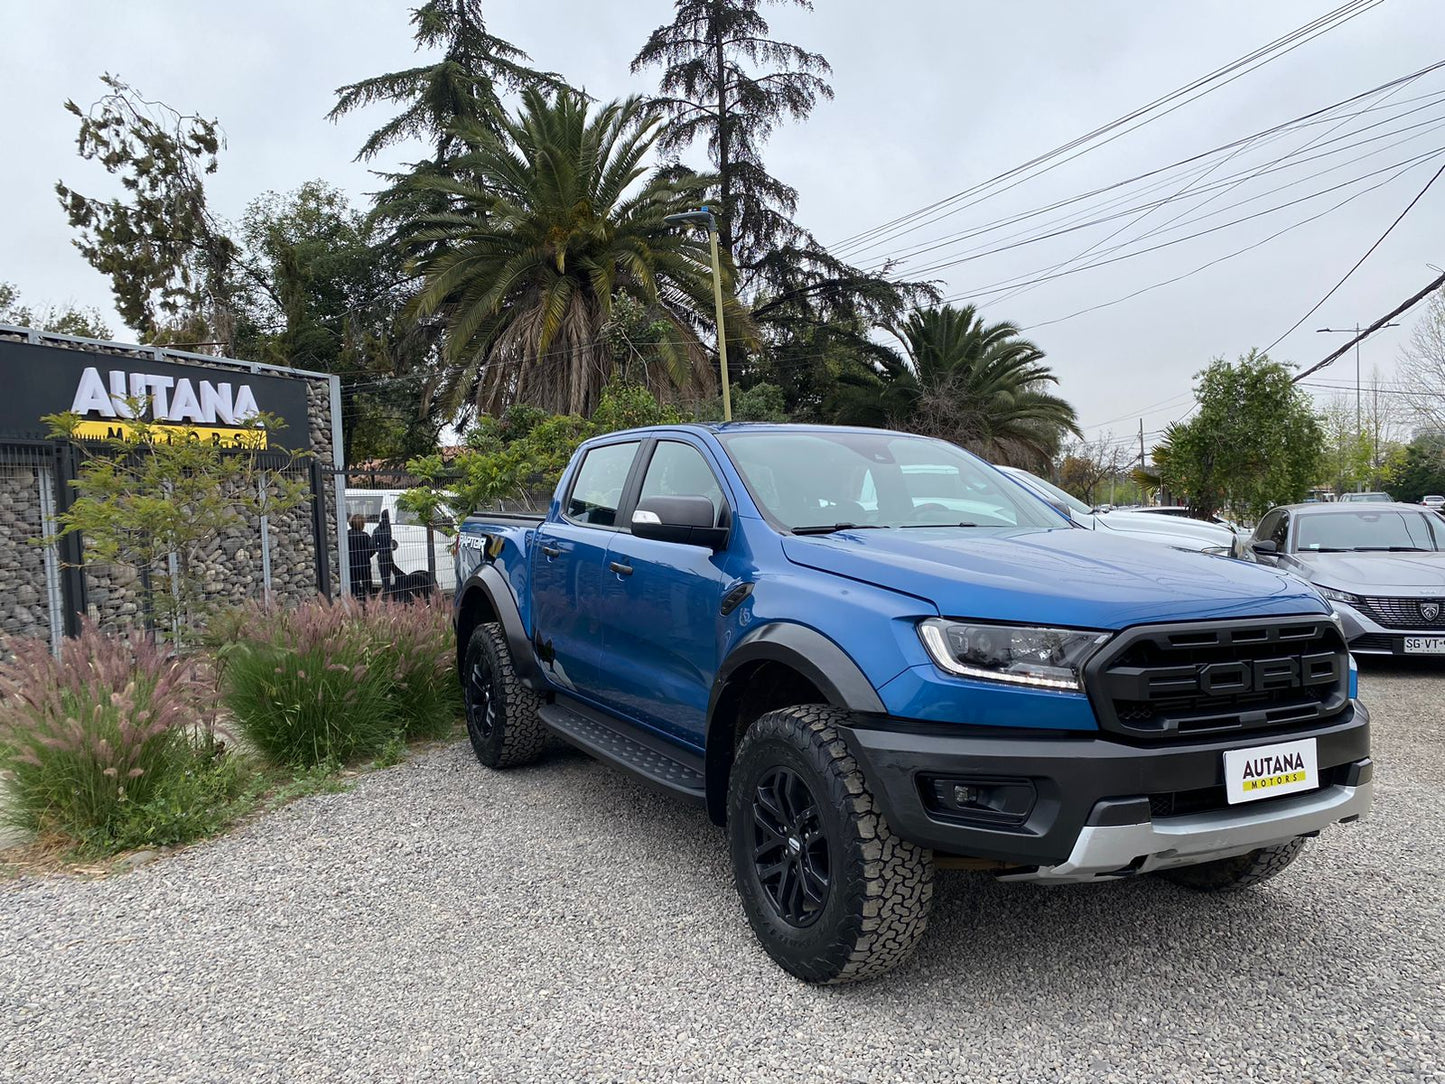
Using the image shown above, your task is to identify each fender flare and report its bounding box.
[703,622,886,823]
[455,565,538,685]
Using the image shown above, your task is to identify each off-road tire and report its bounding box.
[727,705,934,984]
[463,622,545,769]
[1159,836,1307,891]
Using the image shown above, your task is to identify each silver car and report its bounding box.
[995,466,1241,556]
[1248,502,1445,656]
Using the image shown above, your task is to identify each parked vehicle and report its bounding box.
[995,466,1241,556]
[1339,492,1393,503]
[454,424,1371,983]
[1122,504,1241,530]
[345,489,456,592]
[1421,495,1444,510]
[1248,501,1445,656]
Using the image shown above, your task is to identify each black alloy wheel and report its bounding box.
[462,622,545,769]
[751,767,831,927]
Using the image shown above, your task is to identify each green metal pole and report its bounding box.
[708,224,732,422]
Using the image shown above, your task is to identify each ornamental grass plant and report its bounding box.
[0,623,238,850]
[219,594,460,768]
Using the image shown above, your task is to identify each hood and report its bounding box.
[1294,550,1445,593]
[1096,511,1236,547]
[782,526,1326,629]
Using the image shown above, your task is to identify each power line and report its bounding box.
[831,1,1382,258]
[1292,268,1445,383]
[1263,157,1445,352]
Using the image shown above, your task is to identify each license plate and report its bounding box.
[1404,636,1445,654]
[1223,738,1318,805]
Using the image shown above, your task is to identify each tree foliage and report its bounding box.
[328,0,563,163]
[232,182,442,463]
[832,304,1081,467]
[0,282,113,339]
[55,75,237,343]
[398,89,751,417]
[1152,350,1323,520]
[400,384,686,531]
[1386,433,1445,503]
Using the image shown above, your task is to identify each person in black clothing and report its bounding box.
[373,508,401,596]
[347,513,378,597]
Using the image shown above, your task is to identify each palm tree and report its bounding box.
[400,89,748,416]
[833,303,1080,467]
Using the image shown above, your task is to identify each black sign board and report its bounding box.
[0,339,312,450]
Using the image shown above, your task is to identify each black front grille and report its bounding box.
[1351,633,1399,653]
[1359,596,1445,629]
[1086,618,1351,742]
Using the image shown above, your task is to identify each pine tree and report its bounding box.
[632,0,832,271]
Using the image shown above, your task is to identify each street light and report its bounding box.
[663,206,732,422]
[1315,322,1399,433]
[1317,321,1398,488]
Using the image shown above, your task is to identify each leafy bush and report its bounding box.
[219,594,460,767]
[0,624,222,848]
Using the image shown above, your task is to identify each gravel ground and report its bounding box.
[1,662,1442,1084]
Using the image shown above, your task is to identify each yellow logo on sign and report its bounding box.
[73,419,268,450]
[1242,770,1307,792]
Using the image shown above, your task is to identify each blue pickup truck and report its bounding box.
[453,423,1372,983]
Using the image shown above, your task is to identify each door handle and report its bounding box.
[542,545,562,558]
[609,561,633,576]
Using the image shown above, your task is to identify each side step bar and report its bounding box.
[539,698,706,805]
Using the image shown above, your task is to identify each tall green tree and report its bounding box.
[328,0,562,163]
[233,182,443,463]
[397,89,748,417]
[632,1,933,414]
[1152,350,1323,519]
[832,304,1081,467]
[632,0,831,267]
[1386,433,1445,503]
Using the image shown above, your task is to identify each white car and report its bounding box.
[1422,495,1444,510]
[344,488,457,592]
[995,466,1242,556]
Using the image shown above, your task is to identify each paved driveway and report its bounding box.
[1,663,1441,1083]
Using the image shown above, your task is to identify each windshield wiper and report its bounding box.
[898,521,980,529]
[791,523,886,535]
[1350,546,1430,552]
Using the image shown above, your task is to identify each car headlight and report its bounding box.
[918,619,1110,691]
[1315,585,1364,608]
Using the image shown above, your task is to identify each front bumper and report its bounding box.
[840,701,1371,877]
[1331,600,1445,655]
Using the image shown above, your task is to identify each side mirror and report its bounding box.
[631,496,729,550]
[1045,497,1074,522]
[1250,539,1278,557]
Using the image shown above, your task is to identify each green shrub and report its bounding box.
[0,624,221,848]
[220,594,461,768]
[102,751,252,852]
[361,595,462,740]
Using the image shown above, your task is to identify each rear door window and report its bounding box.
[565,441,641,527]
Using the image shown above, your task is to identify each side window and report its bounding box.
[1271,513,1290,549]
[639,441,725,524]
[565,441,640,527]
[1254,510,1281,545]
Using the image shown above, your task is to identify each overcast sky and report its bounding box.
[3,0,1441,448]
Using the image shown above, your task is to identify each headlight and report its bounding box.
[918,619,1110,691]
[1316,585,1364,607]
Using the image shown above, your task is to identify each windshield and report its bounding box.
[718,430,1065,532]
[1294,510,1445,552]
[1002,468,1091,517]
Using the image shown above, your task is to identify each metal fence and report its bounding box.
[334,468,455,599]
